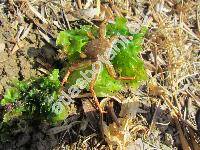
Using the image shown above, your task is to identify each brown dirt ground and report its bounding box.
[0,7,57,94]
[0,1,199,150]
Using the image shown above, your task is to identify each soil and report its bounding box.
[0,5,59,149]
[0,8,35,93]
[0,7,58,94]
[0,1,199,150]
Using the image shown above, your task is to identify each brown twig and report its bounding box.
[173,115,191,150]
[77,0,83,9]
[60,0,71,30]
[161,95,181,117]
[197,5,200,32]
[148,99,161,136]
[188,127,200,150]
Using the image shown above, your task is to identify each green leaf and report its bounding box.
[56,26,93,57]
[1,88,20,106]
[3,107,25,122]
[111,29,148,88]
[94,67,123,96]
[66,65,123,97]
[1,69,68,124]
[107,17,129,36]
[60,17,148,96]
[68,35,87,54]
[51,101,69,123]
[15,81,29,92]
[56,31,71,48]
[48,69,60,88]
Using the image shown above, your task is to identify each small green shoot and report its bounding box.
[0,69,69,124]
[57,17,148,96]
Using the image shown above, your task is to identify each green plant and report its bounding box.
[57,17,148,96]
[0,69,69,124]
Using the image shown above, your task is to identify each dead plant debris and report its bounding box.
[0,0,199,150]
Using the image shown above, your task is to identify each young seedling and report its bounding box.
[57,17,148,113]
[61,19,135,113]
[0,69,69,124]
